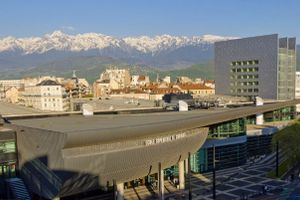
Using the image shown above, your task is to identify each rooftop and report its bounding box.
[0,101,45,116]
[8,99,300,146]
[36,79,61,86]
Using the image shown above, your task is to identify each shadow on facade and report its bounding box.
[19,155,112,200]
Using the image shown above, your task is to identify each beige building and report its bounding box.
[0,79,25,89]
[93,80,110,98]
[0,80,24,99]
[174,83,215,96]
[204,80,215,89]
[4,87,19,104]
[93,68,131,97]
[100,68,130,89]
[23,80,69,111]
[176,76,193,84]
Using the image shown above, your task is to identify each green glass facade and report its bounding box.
[208,118,246,138]
[190,106,295,173]
[191,118,247,173]
[0,131,17,179]
[264,106,295,122]
[277,43,296,100]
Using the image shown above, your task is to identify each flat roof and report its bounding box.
[10,108,228,133]
[0,102,45,115]
[7,100,299,146]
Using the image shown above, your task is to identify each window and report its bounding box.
[231,60,259,66]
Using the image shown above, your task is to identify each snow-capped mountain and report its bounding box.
[0,31,239,75]
[0,31,237,55]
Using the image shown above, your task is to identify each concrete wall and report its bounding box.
[215,34,279,99]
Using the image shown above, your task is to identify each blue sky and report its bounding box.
[1,0,300,39]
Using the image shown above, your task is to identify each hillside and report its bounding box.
[0,56,214,83]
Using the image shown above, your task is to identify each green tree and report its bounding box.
[272,121,300,170]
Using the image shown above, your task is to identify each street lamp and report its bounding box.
[212,145,220,200]
[276,141,279,177]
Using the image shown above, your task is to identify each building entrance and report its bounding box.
[0,162,16,178]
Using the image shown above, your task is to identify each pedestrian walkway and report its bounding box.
[124,153,290,200]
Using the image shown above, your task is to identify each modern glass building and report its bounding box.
[215,34,296,100]
[0,128,17,199]
[191,106,296,173]
[191,118,247,173]
[0,129,17,179]
[264,106,296,122]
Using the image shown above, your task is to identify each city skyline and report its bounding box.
[1,0,300,41]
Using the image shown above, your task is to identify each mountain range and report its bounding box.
[0,31,299,83]
[0,31,236,69]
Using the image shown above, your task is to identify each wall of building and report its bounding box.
[10,123,208,199]
[278,38,296,100]
[23,85,67,111]
[215,34,279,99]
[191,118,247,173]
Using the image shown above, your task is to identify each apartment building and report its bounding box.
[23,80,68,111]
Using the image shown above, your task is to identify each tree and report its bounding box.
[272,121,300,170]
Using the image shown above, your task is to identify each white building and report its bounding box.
[0,79,25,89]
[131,75,150,86]
[23,80,68,111]
[176,76,193,84]
[162,76,171,84]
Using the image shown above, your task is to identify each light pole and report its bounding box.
[276,141,279,177]
[212,145,216,200]
[188,152,192,200]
